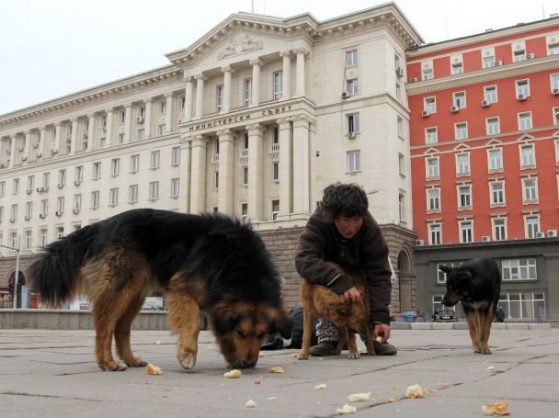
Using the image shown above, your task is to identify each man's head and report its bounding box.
[321,183,368,239]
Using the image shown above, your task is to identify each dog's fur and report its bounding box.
[439,258,501,354]
[30,208,292,371]
[297,263,374,360]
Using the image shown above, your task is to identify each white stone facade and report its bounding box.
[0,4,421,256]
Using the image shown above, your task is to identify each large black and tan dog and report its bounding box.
[297,263,374,360]
[30,209,292,371]
[439,258,501,354]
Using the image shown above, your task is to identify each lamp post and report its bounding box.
[1,243,21,309]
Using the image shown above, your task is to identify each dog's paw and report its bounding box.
[297,352,309,360]
[126,357,148,367]
[99,360,128,371]
[481,348,492,354]
[347,351,360,360]
[178,352,197,370]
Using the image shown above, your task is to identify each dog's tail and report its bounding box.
[30,224,98,306]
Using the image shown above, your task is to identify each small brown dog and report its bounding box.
[297,263,374,360]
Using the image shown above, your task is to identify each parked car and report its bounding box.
[433,309,457,322]
[398,310,424,322]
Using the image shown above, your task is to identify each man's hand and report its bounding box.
[373,322,391,341]
[343,286,362,304]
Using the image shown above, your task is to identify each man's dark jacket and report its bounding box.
[295,206,392,325]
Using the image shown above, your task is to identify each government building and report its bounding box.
[1,3,558,324]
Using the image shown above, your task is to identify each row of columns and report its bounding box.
[187,115,313,221]
[183,48,308,123]
[3,94,177,168]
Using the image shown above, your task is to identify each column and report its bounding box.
[250,59,262,107]
[86,114,95,151]
[123,104,132,143]
[38,127,46,159]
[281,51,291,99]
[247,124,264,221]
[194,74,206,119]
[217,129,234,214]
[278,118,293,216]
[165,94,173,133]
[189,135,207,214]
[144,99,152,138]
[70,118,78,154]
[179,135,192,213]
[105,110,114,147]
[296,48,308,97]
[8,136,16,168]
[221,66,233,114]
[22,131,31,162]
[53,122,62,156]
[183,76,194,121]
[292,115,310,215]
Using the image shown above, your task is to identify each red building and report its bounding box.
[406,17,559,324]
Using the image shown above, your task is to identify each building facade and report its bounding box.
[407,18,559,324]
[0,4,421,312]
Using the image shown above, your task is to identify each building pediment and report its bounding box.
[516,133,536,142]
[486,138,503,147]
[217,34,264,60]
[453,143,471,152]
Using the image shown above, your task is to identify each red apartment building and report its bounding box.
[406,16,559,324]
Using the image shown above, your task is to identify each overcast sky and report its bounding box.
[1,0,557,115]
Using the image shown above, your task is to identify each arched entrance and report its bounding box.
[397,250,414,311]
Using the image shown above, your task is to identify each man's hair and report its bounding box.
[321,183,368,218]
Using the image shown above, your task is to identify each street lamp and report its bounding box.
[0,243,21,309]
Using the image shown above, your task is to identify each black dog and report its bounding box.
[439,258,501,354]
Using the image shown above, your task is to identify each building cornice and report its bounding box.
[406,54,559,96]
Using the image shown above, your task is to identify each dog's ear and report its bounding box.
[439,265,453,274]
[455,268,473,284]
[269,308,293,339]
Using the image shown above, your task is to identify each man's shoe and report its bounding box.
[309,340,339,356]
[373,340,397,355]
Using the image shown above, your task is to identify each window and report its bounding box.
[513,48,527,62]
[397,116,404,138]
[425,127,438,144]
[118,133,125,144]
[158,124,166,136]
[520,143,535,168]
[427,188,440,212]
[493,218,507,241]
[522,178,538,203]
[242,166,248,185]
[110,158,120,177]
[524,215,540,238]
[129,185,138,204]
[10,231,17,249]
[499,292,545,321]
[150,151,160,169]
[453,91,466,108]
[13,178,20,194]
[426,157,439,179]
[241,203,248,223]
[56,196,65,215]
[120,110,126,123]
[556,139,559,164]
[345,49,358,67]
[347,113,360,135]
[346,150,360,173]
[213,171,219,189]
[40,199,48,216]
[24,230,32,250]
[243,133,249,150]
[346,79,359,96]
[130,154,140,173]
[273,71,283,100]
[548,39,559,55]
[424,97,436,114]
[271,199,280,221]
[57,170,66,188]
[429,223,442,245]
[138,106,145,119]
[502,258,537,281]
[399,193,405,223]
[91,191,100,209]
[483,54,496,68]
[10,204,18,221]
[25,201,33,219]
[458,185,472,209]
[488,148,503,171]
[554,108,559,125]
[149,181,159,201]
[40,228,48,247]
[171,147,180,166]
[518,112,532,131]
[272,127,279,144]
[159,99,167,115]
[484,85,498,103]
[272,161,279,182]
[398,153,405,176]
[486,117,500,136]
[490,181,505,205]
[216,84,224,112]
[0,206,3,224]
[26,175,35,194]
[516,79,530,99]
[109,188,119,207]
[243,78,252,106]
[56,226,64,239]
[459,220,473,243]
[137,129,145,140]
[455,122,468,140]
[73,194,81,212]
[451,61,463,75]
[422,67,433,81]
[456,153,470,176]
[170,178,180,198]
[0,181,4,197]
[75,165,83,184]
[551,74,559,92]
[92,162,101,180]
